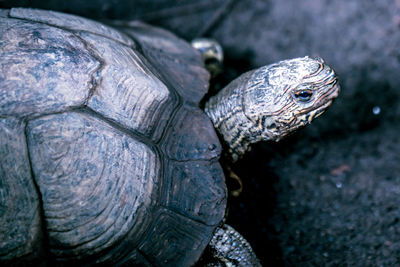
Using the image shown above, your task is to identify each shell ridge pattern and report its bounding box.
[59,153,134,252]
[81,107,156,149]
[1,9,227,266]
[120,24,226,265]
[72,36,105,106]
[161,105,222,161]
[162,158,226,227]
[123,37,185,144]
[137,207,216,266]
[68,110,165,264]
[131,40,188,140]
[120,24,209,105]
[78,31,173,139]
[0,17,100,118]
[0,117,43,261]
[159,205,213,225]
[9,8,134,46]
[8,10,137,52]
[42,140,112,227]
[25,112,160,260]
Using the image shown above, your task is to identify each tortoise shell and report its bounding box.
[0,8,226,266]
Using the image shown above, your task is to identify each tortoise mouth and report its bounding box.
[316,81,340,108]
[311,99,333,120]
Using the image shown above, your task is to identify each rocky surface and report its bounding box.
[215,1,400,265]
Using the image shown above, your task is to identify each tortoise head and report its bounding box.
[243,56,340,141]
[205,56,340,161]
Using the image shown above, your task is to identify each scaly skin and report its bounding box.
[203,224,261,267]
[205,56,340,161]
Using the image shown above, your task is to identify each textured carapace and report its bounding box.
[0,8,226,266]
[205,56,340,161]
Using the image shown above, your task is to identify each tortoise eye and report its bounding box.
[295,89,313,102]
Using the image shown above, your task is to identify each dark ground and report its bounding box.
[2,0,400,266]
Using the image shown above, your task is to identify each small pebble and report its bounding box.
[372,106,381,115]
[384,240,392,246]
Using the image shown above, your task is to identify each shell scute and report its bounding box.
[0,18,98,117]
[138,208,215,266]
[121,22,210,104]
[10,8,133,46]
[0,8,227,266]
[0,118,41,261]
[163,160,226,225]
[80,31,174,139]
[161,105,222,161]
[26,112,159,259]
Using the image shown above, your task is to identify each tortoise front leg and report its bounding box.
[199,224,261,267]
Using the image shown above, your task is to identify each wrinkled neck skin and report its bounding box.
[205,70,262,161]
[205,70,273,162]
[205,56,340,162]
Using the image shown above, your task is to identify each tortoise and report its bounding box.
[0,8,340,266]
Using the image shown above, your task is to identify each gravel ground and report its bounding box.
[212,1,400,265]
[2,0,400,265]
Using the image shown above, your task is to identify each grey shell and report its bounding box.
[0,8,226,266]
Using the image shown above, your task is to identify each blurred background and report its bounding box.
[1,0,400,265]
